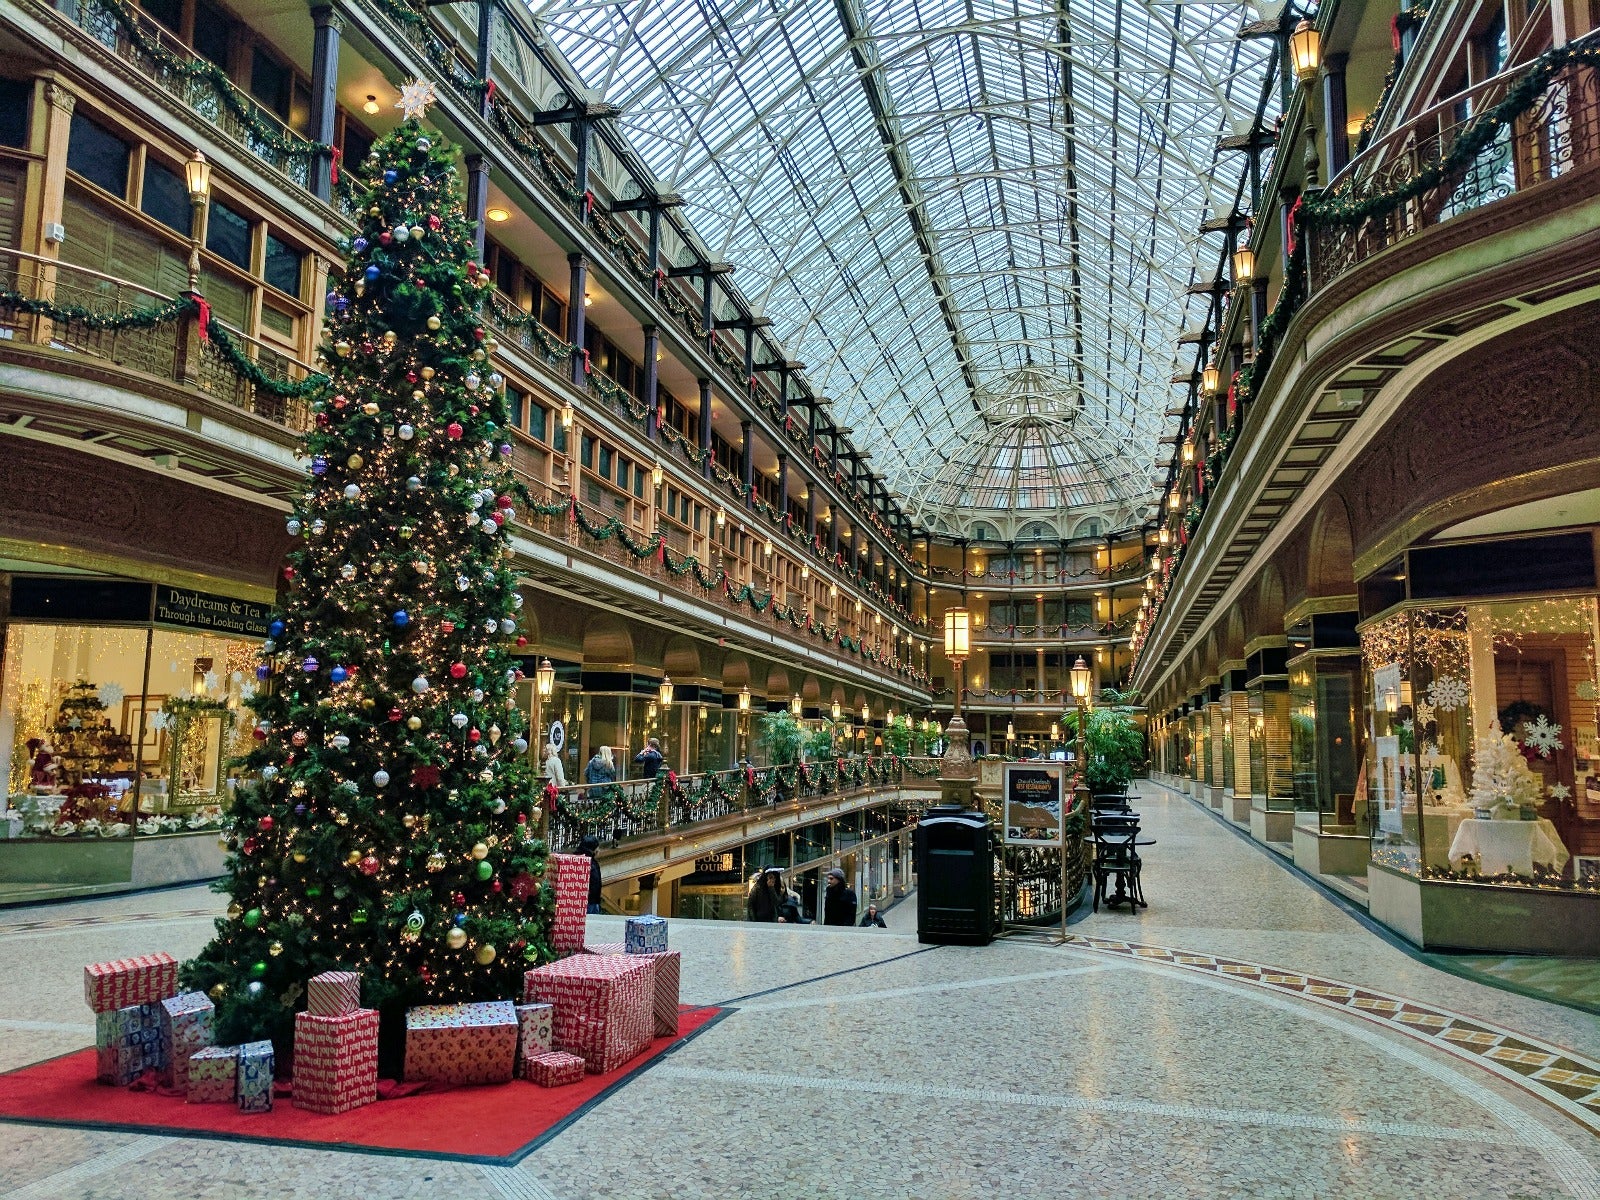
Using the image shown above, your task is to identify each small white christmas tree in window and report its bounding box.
[1469,722,1544,818]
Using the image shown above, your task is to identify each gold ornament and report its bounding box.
[446,925,467,949]
[382,330,397,344]
[347,453,364,469]
[292,852,307,864]
[227,903,243,920]
[209,984,226,1000]
[475,943,497,965]
[420,366,435,379]
[471,842,489,860]
[426,316,441,332]
[362,402,380,416]
[334,341,352,357]
[426,851,446,872]
[268,941,283,957]
[412,389,425,401]
[407,716,422,730]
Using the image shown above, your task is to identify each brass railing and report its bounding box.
[1309,56,1600,292]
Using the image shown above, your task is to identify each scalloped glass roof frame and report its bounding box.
[530,0,1279,535]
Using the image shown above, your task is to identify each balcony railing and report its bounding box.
[1309,52,1600,293]
[971,619,1133,642]
[54,0,318,192]
[546,753,939,852]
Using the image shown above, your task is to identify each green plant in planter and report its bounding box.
[757,711,804,766]
[803,722,843,761]
[881,716,912,757]
[1062,706,1145,793]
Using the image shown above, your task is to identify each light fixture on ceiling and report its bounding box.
[363,95,380,115]
[583,293,593,307]
[486,207,510,222]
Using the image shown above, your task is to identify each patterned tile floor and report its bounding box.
[2,783,1598,1199]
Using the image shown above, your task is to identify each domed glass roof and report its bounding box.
[532,0,1278,530]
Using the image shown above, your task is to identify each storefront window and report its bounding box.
[1360,596,1600,886]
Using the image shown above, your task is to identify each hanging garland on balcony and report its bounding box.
[208,319,329,399]
[84,0,328,161]
[0,288,195,331]
[1354,4,1435,153]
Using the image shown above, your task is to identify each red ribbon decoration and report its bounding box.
[194,296,211,341]
[581,348,592,374]
[1286,194,1304,259]
[329,146,340,185]
[485,79,498,104]
[1390,14,1403,53]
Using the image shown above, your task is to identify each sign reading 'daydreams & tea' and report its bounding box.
[153,586,271,639]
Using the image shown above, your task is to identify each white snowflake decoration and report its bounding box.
[1547,782,1572,802]
[96,682,126,708]
[67,717,82,730]
[1414,699,1435,728]
[1519,713,1563,759]
[202,671,220,693]
[1427,676,1470,711]
[239,682,258,703]
[1397,719,1414,736]
[150,711,171,732]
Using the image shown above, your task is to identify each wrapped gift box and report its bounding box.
[550,853,591,954]
[625,915,668,955]
[237,1040,274,1113]
[515,1002,554,1059]
[187,1045,239,1104]
[583,942,625,956]
[523,953,653,1074]
[403,1000,518,1086]
[157,991,215,1090]
[84,953,178,1013]
[293,1008,379,1114]
[523,1050,586,1088]
[94,1002,165,1085]
[640,949,681,1038]
[305,970,361,1017]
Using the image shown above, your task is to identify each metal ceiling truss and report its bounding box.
[531,0,1277,528]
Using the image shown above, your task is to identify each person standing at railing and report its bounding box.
[634,738,664,779]
[543,742,567,788]
[584,745,617,786]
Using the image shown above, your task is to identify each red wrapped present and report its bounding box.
[84,953,178,1013]
[403,1000,518,1086]
[550,853,591,954]
[293,1008,379,1114]
[305,970,361,1017]
[583,943,625,956]
[94,1003,164,1085]
[639,950,681,1038]
[523,953,653,1074]
[157,991,214,1090]
[523,1050,585,1087]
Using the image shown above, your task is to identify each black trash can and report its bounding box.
[915,804,996,945]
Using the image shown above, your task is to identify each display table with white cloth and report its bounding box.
[1447,817,1569,876]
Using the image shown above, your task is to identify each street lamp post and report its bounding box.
[184,151,211,291]
[940,607,974,792]
[737,683,751,764]
[1070,655,1092,802]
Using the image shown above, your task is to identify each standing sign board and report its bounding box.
[1002,761,1066,847]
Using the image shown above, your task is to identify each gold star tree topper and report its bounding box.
[396,79,437,120]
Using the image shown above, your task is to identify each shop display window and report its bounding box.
[1289,653,1363,831]
[2,622,255,840]
[1359,596,1600,888]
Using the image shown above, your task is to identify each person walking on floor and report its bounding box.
[578,832,603,914]
[859,903,886,928]
[634,737,664,779]
[747,867,781,922]
[822,866,857,927]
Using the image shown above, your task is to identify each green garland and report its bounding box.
[83,0,327,161]
[0,289,196,330]
[207,320,329,400]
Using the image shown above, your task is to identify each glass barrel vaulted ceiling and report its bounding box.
[531,0,1280,540]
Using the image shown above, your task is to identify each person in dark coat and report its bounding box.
[746,868,780,922]
[859,903,886,928]
[579,832,603,914]
[634,737,664,779]
[822,866,857,927]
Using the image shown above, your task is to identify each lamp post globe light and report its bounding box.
[1070,655,1093,801]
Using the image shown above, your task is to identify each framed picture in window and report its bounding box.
[121,695,168,766]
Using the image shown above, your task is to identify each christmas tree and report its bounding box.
[1468,721,1544,816]
[183,86,554,1057]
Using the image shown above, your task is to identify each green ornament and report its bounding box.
[476,859,494,882]
[243,908,262,929]
[306,885,323,899]
[249,960,267,979]
[351,908,370,925]
[404,910,425,935]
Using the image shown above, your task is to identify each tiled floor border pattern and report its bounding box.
[1063,932,1600,1138]
[0,908,218,933]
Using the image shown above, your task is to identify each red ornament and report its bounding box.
[283,567,296,581]
[515,636,527,647]
[449,662,467,679]
[497,494,514,510]
[389,707,403,722]
[490,879,502,893]
[361,341,375,355]
[453,892,466,907]
[291,731,308,747]
[258,816,274,832]
[358,855,380,876]
[379,231,392,245]
[252,726,268,741]
[427,214,441,230]
[242,837,258,856]
[474,327,485,341]
[316,412,330,428]
[469,405,479,416]
[333,396,348,410]
[441,620,456,634]
[406,371,418,383]
[446,422,463,440]
[509,871,536,902]
[468,728,482,744]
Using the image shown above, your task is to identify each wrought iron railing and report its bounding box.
[547,754,939,852]
[1309,56,1600,292]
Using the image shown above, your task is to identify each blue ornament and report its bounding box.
[294,804,307,816]
[302,656,319,673]
[311,456,327,476]
[383,169,398,184]
[364,264,380,281]
[268,619,286,638]
[352,237,368,252]
[255,664,270,680]
[499,443,513,457]
[455,912,467,926]
[330,666,348,684]
[392,609,410,627]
